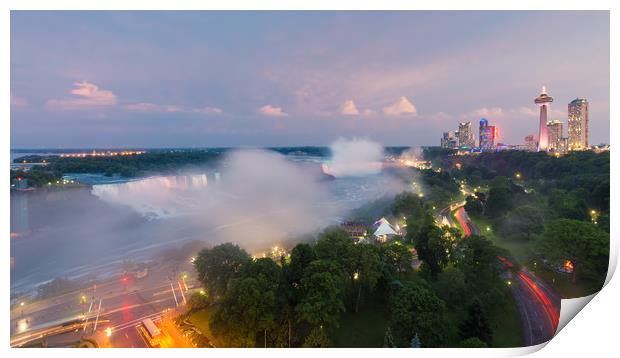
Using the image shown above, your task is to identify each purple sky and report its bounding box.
[10,11,609,148]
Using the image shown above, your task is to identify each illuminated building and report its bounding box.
[567,98,589,150]
[546,119,563,152]
[524,134,537,152]
[457,122,475,148]
[440,131,458,149]
[479,118,497,150]
[534,86,553,151]
[559,138,569,153]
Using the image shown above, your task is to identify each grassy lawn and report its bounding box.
[187,305,222,347]
[489,293,523,347]
[468,215,532,261]
[330,300,389,347]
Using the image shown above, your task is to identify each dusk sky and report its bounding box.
[10,11,609,148]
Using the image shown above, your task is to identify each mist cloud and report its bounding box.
[325,138,384,177]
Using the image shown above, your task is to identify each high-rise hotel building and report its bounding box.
[479,118,497,150]
[546,119,563,152]
[457,122,475,148]
[567,98,589,150]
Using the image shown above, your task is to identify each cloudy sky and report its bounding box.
[10,11,609,148]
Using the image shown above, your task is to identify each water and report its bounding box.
[10,150,409,296]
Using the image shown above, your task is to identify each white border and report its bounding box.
[3,1,617,358]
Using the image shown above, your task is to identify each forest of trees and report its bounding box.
[190,190,517,348]
[455,150,610,292]
[12,149,226,180]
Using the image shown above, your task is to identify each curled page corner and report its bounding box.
[555,294,597,334]
[549,234,618,341]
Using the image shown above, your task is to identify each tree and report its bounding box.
[210,277,277,347]
[486,186,513,218]
[498,205,544,240]
[453,235,509,312]
[392,192,426,217]
[458,337,488,348]
[193,243,251,300]
[302,327,331,348]
[389,282,451,347]
[465,195,483,215]
[539,219,609,283]
[414,225,457,278]
[410,333,421,348]
[351,244,382,312]
[547,189,588,221]
[458,298,492,344]
[287,243,317,285]
[186,292,210,312]
[393,192,434,241]
[314,227,355,267]
[380,242,414,279]
[296,260,345,328]
[434,267,467,307]
[383,327,395,348]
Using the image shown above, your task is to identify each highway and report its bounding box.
[443,202,560,346]
[10,260,197,348]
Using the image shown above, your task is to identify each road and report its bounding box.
[449,204,560,346]
[10,260,197,348]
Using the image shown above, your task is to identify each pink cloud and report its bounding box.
[10,94,28,108]
[339,99,359,116]
[258,104,288,117]
[382,96,418,116]
[46,81,117,110]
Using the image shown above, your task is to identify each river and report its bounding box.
[10,152,409,296]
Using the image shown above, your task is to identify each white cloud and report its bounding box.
[382,96,418,116]
[338,99,360,116]
[123,103,189,113]
[258,104,288,117]
[469,107,504,118]
[123,103,160,112]
[47,81,117,110]
[193,106,224,115]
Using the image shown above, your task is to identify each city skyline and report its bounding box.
[11,11,609,148]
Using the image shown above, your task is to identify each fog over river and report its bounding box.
[11,146,411,295]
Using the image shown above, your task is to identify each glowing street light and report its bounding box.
[353,272,359,280]
[20,302,25,307]
[486,226,491,232]
[105,327,112,337]
[515,173,521,179]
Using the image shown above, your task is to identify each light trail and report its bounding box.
[518,271,559,332]
[454,207,471,236]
